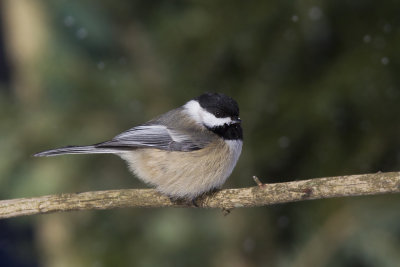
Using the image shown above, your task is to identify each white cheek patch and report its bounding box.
[184,100,233,127]
[201,110,232,127]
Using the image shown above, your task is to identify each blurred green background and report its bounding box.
[0,0,400,266]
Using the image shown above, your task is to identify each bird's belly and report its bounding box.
[120,140,242,199]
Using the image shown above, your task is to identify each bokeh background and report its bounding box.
[1,1,400,266]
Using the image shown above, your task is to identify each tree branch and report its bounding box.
[1,171,399,219]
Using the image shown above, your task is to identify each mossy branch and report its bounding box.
[0,171,399,219]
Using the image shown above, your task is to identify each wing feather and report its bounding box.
[96,124,209,152]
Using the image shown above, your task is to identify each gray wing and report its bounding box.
[96,124,210,152]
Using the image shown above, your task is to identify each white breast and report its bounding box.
[224,139,243,179]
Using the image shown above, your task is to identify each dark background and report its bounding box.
[0,1,399,266]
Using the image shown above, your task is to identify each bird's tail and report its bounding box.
[34,145,120,157]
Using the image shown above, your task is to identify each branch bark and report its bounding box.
[1,171,399,219]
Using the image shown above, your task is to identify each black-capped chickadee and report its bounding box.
[35,93,243,199]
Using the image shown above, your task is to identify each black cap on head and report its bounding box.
[195,93,239,119]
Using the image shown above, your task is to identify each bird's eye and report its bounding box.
[215,111,221,117]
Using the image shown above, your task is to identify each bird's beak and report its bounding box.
[232,117,242,124]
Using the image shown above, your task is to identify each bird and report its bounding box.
[34,92,243,200]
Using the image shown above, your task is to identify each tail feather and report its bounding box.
[34,145,120,157]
